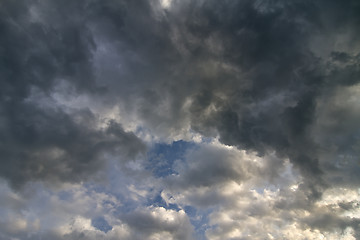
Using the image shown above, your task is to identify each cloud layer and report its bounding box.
[0,0,359,239]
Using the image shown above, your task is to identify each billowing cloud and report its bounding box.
[1,0,360,239]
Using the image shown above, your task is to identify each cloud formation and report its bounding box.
[0,0,360,239]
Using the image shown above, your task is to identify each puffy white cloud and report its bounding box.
[156,141,360,239]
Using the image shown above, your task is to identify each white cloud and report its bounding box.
[155,141,360,239]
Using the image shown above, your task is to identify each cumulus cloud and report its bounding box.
[1,0,360,239]
[0,102,146,188]
[0,180,193,240]
[158,140,360,239]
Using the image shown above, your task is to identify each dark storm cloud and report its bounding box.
[1,0,360,225]
[158,0,328,197]
[0,0,150,188]
[1,0,360,238]
[0,102,146,188]
[162,0,359,199]
[0,0,101,98]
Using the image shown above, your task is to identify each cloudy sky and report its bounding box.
[1,0,360,239]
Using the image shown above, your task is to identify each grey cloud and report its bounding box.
[0,0,149,188]
[1,0,360,237]
[162,144,296,209]
[169,145,249,188]
[0,0,102,99]
[302,213,360,237]
[109,0,360,236]
[147,0,328,177]
[120,207,194,240]
[158,0,360,199]
[0,101,145,188]
[1,0,359,188]
[311,75,360,188]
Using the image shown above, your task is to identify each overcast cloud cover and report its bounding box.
[0,0,360,239]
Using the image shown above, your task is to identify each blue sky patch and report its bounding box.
[146,140,197,178]
[91,216,112,233]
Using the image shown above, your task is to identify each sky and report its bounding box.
[0,0,360,239]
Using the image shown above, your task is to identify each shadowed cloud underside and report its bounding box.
[0,0,360,239]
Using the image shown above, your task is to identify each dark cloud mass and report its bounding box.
[0,0,147,188]
[0,0,360,239]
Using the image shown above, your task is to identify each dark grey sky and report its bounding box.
[0,0,360,239]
